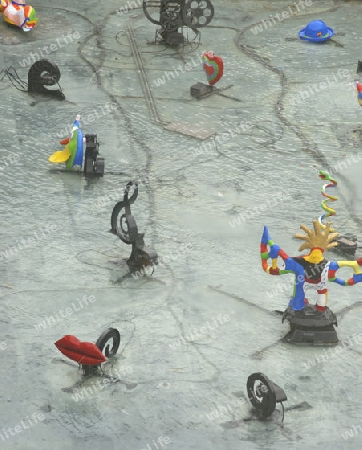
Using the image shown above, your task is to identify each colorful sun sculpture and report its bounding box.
[261,220,362,344]
[48,115,84,170]
[261,220,362,312]
[0,0,38,32]
[202,51,223,86]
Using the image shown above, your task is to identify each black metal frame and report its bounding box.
[84,134,105,177]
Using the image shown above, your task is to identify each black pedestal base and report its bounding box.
[282,305,338,345]
[335,233,357,256]
[164,31,184,46]
[190,82,216,99]
[358,60,362,74]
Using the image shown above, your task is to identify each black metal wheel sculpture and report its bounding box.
[27,59,65,100]
[95,328,121,357]
[247,373,277,418]
[182,0,214,28]
[247,373,287,420]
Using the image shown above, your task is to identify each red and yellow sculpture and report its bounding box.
[261,220,362,312]
[0,0,38,32]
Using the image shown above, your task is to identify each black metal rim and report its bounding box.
[143,0,163,25]
[110,200,127,233]
[95,328,121,358]
[247,372,276,418]
[183,0,214,28]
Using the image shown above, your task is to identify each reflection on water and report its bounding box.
[1,0,362,449]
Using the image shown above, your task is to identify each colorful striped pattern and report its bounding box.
[202,51,224,86]
[318,170,337,231]
[0,1,38,31]
[65,121,84,170]
[357,82,362,107]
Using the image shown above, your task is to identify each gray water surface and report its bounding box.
[1,0,362,449]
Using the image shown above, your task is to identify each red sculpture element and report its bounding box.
[202,51,224,86]
[55,335,106,366]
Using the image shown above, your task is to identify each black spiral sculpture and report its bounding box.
[96,328,121,358]
[28,59,65,100]
[82,328,121,375]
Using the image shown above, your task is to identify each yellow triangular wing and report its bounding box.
[48,146,71,164]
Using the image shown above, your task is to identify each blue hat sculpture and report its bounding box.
[299,20,334,42]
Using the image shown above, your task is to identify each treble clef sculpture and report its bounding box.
[110,181,158,272]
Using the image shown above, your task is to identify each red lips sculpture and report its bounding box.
[55,335,106,366]
[202,51,224,86]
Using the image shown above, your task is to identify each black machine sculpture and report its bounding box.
[110,181,158,272]
[247,373,287,421]
[143,0,214,45]
[84,134,105,176]
[357,60,362,74]
[28,59,65,100]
